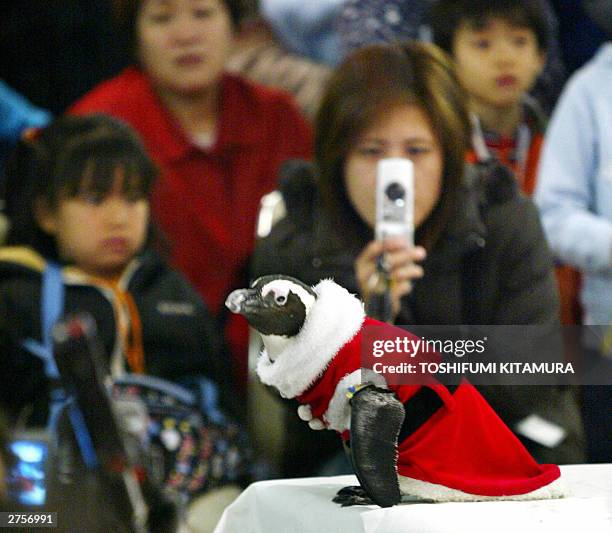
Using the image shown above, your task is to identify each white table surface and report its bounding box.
[214,464,612,533]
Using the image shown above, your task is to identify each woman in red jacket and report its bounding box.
[71,0,313,391]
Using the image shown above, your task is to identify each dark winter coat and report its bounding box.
[253,160,558,325]
[0,247,228,426]
[251,160,585,470]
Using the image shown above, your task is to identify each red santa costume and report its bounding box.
[257,279,566,502]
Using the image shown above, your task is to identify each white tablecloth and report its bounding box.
[214,464,612,533]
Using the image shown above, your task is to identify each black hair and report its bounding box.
[428,0,551,55]
[113,0,244,61]
[2,114,158,261]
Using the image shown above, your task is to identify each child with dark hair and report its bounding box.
[429,0,547,189]
[0,115,248,530]
[0,114,228,427]
[337,0,565,113]
[429,0,581,325]
[71,0,314,392]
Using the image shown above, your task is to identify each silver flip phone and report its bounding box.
[375,158,414,245]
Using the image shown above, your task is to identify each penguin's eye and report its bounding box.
[275,295,287,305]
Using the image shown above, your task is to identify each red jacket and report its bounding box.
[71,67,313,385]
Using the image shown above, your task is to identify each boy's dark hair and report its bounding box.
[112,0,244,61]
[428,0,551,55]
[2,114,158,261]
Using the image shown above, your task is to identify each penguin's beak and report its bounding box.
[225,288,259,315]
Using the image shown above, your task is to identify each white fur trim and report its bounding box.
[308,419,326,430]
[398,474,568,502]
[323,369,388,432]
[256,279,365,398]
[297,405,313,421]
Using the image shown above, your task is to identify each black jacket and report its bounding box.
[0,247,228,425]
[253,160,558,325]
[251,161,584,468]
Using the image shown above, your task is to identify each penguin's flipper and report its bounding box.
[349,385,404,507]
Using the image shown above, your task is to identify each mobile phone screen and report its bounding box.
[7,439,48,506]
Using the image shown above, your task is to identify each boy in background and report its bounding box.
[429,0,580,325]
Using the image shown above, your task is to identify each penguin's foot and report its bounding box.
[332,485,375,507]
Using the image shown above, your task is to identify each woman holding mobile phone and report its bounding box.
[251,41,584,475]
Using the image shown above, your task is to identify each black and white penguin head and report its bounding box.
[225,275,317,338]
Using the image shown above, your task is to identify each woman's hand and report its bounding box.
[355,237,426,319]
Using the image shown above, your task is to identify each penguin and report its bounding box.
[226,276,565,507]
[225,275,316,343]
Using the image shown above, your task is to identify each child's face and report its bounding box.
[137,0,233,96]
[344,103,444,230]
[452,18,545,111]
[38,170,150,279]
